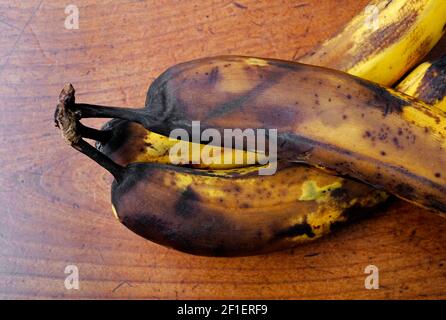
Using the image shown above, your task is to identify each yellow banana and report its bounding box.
[299,0,446,86]
[97,119,264,169]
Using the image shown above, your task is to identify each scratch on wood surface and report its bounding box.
[233,2,248,9]
[0,0,44,76]
[0,17,21,31]
[112,280,133,293]
[294,3,309,8]
[304,252,320,257]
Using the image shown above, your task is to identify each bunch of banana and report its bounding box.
[58,56,446,214]
[54,0,446,256]
[56,84,392,256]
[299,0,446,86]
[86,58,446,256]
[54,56,446,256]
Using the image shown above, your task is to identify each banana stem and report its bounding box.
[54,83,158,129]
[74,103,151,123]
[73,138,124,182]
[78,122,112,144]
[54,83,124,182]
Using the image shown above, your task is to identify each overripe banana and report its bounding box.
[396,55,446,111]
[54,55,446,256]
[96,118,263,169]
[95,55,446,169]
[83,55,446,255]
[55,92,388,256]
[299,0,446,86]
[54,0,446,255]
[57,56,446,214]
[90,0,446,170]
[92,52,446,172]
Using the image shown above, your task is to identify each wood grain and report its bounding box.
[1,0,446,299]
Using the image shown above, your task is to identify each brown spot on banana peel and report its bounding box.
[330,187,348,200]
[274,222,315,239]
[344,11,419,70]
[208,66,219,85]
[175,186,200,217]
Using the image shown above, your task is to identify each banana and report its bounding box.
[396,55,446,111]
[93,52,446,171]
[96,55,446,169]
[55,92,388,256]
[90,0,446,170]
[110,164,387,256]
[58,56,446,214]
[96,118,263,169]
[90,56,446,241]
[89,56,446,241]
[299,0,446,86]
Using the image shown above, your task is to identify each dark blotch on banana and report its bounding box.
[397,54,446,111]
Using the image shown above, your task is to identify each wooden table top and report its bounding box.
[1,0,446,299]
